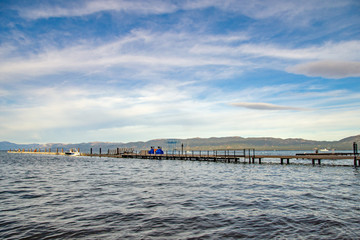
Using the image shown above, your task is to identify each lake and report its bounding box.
[1,151,359,239]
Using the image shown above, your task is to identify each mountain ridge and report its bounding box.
[1,135,359,151]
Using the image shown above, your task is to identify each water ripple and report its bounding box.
[1,152,360,239]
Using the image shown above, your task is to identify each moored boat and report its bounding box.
[65,149,80,156]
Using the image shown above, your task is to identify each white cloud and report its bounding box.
[287,61,360,79]
[0,80,209,131]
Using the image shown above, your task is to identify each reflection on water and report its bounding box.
[1,152,359,239]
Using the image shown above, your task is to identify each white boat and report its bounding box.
[65,149,80,156]
[320,148,329,152]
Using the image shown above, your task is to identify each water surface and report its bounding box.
[1,152,359,239]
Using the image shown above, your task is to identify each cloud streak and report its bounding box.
[230,102,309,111]
[288,61,360,79]
[17,0,352,25]
[17,0,178,19]
[191,41,360,61]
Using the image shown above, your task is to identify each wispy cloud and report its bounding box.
[17,0,352,25]
[230,102,309,111]
[17,0,178,19]
[0,30,249,82]
[287,61,360,79]
[2,28,359,83]
[191,41,360,61]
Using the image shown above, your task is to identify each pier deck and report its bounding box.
[8,149,359,166]
[83,152,359,166]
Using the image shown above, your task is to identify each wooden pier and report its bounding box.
[8,146,360,167]
[81,148,360,167]
[120,153,359,166]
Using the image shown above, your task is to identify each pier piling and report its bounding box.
[353,142,358,167]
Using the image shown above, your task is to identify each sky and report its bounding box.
[0,0,359,144]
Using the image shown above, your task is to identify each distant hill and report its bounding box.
[1,135,359,152]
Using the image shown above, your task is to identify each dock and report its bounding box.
[95,151,359,166]
[8,146,360,167]
[82,147,359,166]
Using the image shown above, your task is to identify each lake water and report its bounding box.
[1,151,359,239]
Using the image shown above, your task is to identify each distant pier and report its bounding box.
[89,150,359,167]
[8,144,360,167]
[7,148,66,155]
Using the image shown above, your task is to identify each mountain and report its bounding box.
[0,141,21,150]
[338,135,360,143]
[1,135,359,152]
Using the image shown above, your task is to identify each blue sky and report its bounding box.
[1,0,359,143]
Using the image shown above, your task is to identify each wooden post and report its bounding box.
[318,159,321,165]
[248,149,251,163]
[287,159,290,164]
[90,148,93,154]
[353,142,358,167]
[281,158,284,165]
[312,159,315,165]
[353,142,358,155]
[99,148,102,155]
